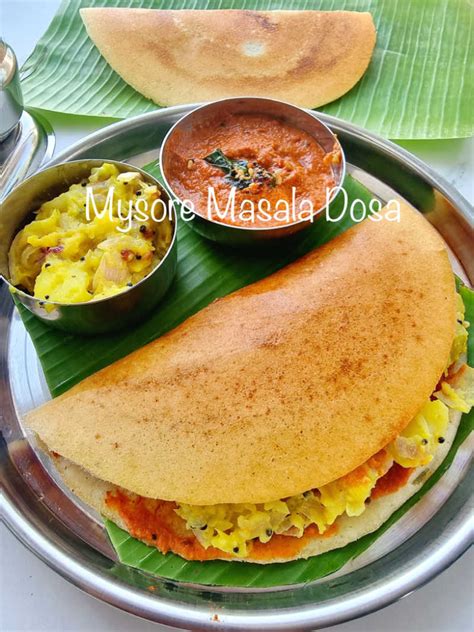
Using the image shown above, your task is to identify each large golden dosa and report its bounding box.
[26,202,456,505]
[79,9,376,108]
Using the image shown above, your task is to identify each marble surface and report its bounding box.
[1,2,473,631]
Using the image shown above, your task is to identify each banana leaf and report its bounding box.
[21,0,473,140]
[14,162,473,586]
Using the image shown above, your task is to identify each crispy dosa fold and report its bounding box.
[26,202,456,505]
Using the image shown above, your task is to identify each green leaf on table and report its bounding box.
[21,0,473,139]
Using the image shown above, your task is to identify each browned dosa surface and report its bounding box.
[80,9,376,108]
[26,202,456,505]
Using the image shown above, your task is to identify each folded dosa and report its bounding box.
[80,9,376,108]
[26,202,456,506]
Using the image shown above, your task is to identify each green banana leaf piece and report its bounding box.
[460,285,474,366]
[21,0,473,139]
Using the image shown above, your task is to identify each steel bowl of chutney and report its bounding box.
[160,97,346,247]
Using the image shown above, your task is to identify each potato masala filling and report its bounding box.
[9,163,173,303]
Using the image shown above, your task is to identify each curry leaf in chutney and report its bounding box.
[204,148,276,190]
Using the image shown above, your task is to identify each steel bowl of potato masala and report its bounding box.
[160,97,346,247]
[0,159,177,334]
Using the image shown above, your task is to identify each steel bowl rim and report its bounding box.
[158,96,347,233]
[2,104,473,630]
[0,158,178,308]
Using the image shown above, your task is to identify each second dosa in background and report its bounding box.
[80,9,376,108]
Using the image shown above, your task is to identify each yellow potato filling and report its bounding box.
[9,163,173,303]
[176,295,473,557]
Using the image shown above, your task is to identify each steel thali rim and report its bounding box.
[1,104,473,630]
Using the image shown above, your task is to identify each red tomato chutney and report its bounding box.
[371,463,414,500]
[166,113,340,228]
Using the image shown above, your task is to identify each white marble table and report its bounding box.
[2,2,473,631]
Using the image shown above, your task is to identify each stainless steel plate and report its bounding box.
[1,105,473,631]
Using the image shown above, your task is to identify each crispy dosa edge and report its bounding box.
[51,408,462,564]
[79,9,376,108]
[25,202,457,505]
